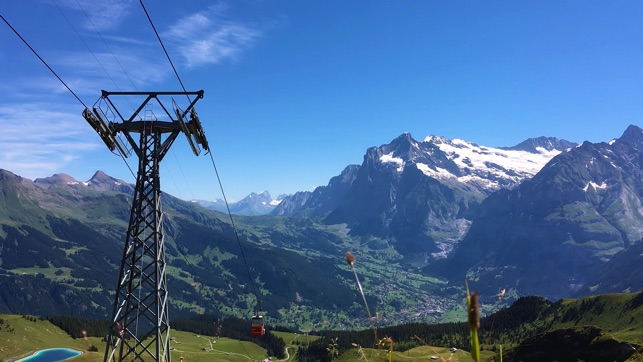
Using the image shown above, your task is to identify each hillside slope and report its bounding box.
[444,125,643,301]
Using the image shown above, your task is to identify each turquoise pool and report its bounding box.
[17,348,81,362]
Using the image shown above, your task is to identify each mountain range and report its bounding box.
[193,191,285,216]
[442,125,643,300]
[1,125,642,329]
[274,132,577,259]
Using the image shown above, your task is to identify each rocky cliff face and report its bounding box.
[272,164,360,217]
[276,132,574,260]
[444,125,643,300]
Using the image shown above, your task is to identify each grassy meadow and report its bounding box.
[0,315,269,362]
[334,346,495,362]
[3,291,643,362]
[0,315,94,362]
[270,331,320,361]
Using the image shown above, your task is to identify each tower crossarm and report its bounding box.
[87,90,209,160]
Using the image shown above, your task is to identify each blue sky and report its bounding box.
[1,1,642,201]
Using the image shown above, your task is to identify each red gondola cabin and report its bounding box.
[251,315,265,337]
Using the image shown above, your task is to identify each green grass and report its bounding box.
[167,331,267,362]
[271,331,320,361]
[335,345,495,362]
[0,315,91,362]
[8,266,71,281]
[0,315,268,362]
[203,246,236,266]
[540,293,643,344]
[484,292,643,361]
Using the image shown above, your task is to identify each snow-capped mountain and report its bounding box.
[275,132,576,260]
[443,125,643,300]
[194,191,284,216]
[502,136,578,153]
[378,133,575,193]
[276,132,576,217]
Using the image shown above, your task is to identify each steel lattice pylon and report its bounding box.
[83,91,209,362]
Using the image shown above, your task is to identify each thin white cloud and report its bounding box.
[56,50,170,91]
[164,5,261,68]
[0,103,101,178]
[56,0,136,32]
[1,50,170,100]
[100,34,149,46]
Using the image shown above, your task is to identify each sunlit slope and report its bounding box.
[0,315,269,362]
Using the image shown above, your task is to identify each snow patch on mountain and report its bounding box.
[415,163,452,178]
[583,181,608,192]
[380,153,405,171]
[195,191,284,215]
[418,135,565,190]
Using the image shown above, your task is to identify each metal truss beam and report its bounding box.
[83,91,209,362]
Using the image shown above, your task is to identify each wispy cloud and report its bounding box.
[0,49,170,102]
[0,103,101,178]
[57,50,170,91]
[57,0,136,32]
[164,4,261,68]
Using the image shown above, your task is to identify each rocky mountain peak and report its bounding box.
[87,171,132,193]
[373,133,429,170]
[504,136,578,152]
[0,169,32,187]
[336,164,360,183]
[34,173,81,189]
[423,134,449,144]
[376,133,571,193]
[89,170,112,183]
[391,132,414,145]
[617,124,643,145]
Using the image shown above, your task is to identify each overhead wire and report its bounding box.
[170,151,196,200]
[51,0,138,180]
[117,149,137,180]
[141,2,263,307]
[1,14,88,109]
[136,0,200,201]
[72,0,141,120]
[138,3,263,353]
[52,0,121,96]
[134,0,210,287]
[74,0,140,92]
[7,0,260,311]
[10,6,268,356]
[7,1,261,346]
[139,0,190,101]
[208,151,262,304]
[1,13,137,180]
[138,0,262,303]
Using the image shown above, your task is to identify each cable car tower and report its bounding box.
[83,90,209,362]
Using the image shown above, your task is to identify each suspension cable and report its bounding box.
[2,13,137,180]
[138,0,263,333]
[1,14,88,108]
[208,152,261,309]
[52,0,122,94]
[139,0,190,102]
[74,0,140,92]
[71,0,141,117]
[138,0,200,197]
[118,145,137,180]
